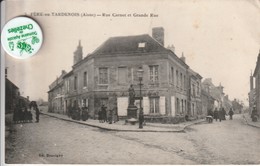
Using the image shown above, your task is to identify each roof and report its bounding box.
[6,78,19,89]
[92,34,168,55]
[63,70,73,78]
[188,68,203,80]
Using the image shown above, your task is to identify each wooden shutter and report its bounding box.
[160,96,166,115]
[171,96,175,116]
[143,97,149,115]
[117,97,128,116]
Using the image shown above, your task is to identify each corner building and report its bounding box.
[48,27,203,120]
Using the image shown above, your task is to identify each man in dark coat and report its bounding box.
[101,105,107,123]
[139,108,144,129]
[218,108,223,122]
[222,108,226,120]
[213,108,219,121]
[35,105,40,123]
[228,108,234,120]
[81,106,89,121]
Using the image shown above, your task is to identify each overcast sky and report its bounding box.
[4,0,260,105]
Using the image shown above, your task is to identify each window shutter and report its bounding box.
[171,96,175,116]
[117,97,128,116]
[160,96,166,115]
[143,97,149,115]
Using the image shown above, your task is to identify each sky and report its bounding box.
[3,0,260,105]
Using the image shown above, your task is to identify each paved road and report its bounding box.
[5,114,260,164]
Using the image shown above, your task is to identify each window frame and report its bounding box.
[149,97,160,114]
[98,67,109,85]
[83,71,88,88]
[149,65,159,83]
[118,66,128,85]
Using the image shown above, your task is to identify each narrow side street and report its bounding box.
[5,114,260,164]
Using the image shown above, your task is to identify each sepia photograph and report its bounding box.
[2,0,260,164]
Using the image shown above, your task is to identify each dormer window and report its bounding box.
[138,42,146,48]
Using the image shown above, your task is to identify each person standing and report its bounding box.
[101,104,107,123]
[218,108,222,122]
[35,104,40,123]
[222,108,227,120]
[113,106,119,123]
[81,106,89,121]
[139,108,144,129]
[98,110,102,123]
[228,108,234,120]
[108,109,113,124]
[213,108,219,121]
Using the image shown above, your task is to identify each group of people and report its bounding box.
[207,107,234,123]
[68,105,89,121]
[13,100,40,123]
[98,105,119,124]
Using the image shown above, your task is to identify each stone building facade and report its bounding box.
[48,27,203,119]
[252,51,260,116]
[48,70,67,114]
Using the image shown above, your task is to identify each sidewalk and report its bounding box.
[243,114,260,128]
[40,111,205,132]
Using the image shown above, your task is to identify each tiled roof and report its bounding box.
[92,34,168,55]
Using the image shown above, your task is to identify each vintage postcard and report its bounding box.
[1,0,260,165]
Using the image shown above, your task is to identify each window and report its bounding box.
[180,73,183,89]
[176,98,180,114]
[82,99,88,107]
[149,97,159,114]
[99,68,108,84]
[118,67,127,84]
[184,75,186,90]
[176,70,179,87]
[66,79,70,92]
[138,42,146,48]
[171,67,174,83]
[184,100,187,113]
[149,65,159,83]
[181,99,184,113]
[83,72,87,87]
[74,76,78,90]
[192,84,195,96]
[197,82,200,96]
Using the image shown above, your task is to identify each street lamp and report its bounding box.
[137,67,144,129]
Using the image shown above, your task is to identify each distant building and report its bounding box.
[252,50,260,116]
[201,89,215,116]
[48,70,67,114]
[48,27,203,120]
[201,78,231,111]
[5,78,19,113]
[248,71,256,114]
[188,68,203,117]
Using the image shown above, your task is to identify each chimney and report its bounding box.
[167,44,175,53]
[73,40,83,65]
[218,83,224,93]
[62,70,66,75]
[180,52,186,63]
[27,96,29,101]
[152,27,164,46]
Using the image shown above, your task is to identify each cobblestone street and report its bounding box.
[5,114,260,164]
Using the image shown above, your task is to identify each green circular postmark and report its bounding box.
[1,17,43,59]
